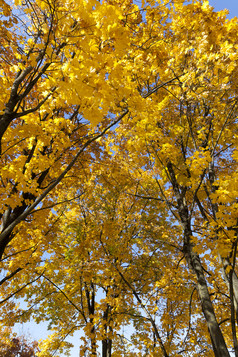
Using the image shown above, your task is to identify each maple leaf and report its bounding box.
[0,0,237,356]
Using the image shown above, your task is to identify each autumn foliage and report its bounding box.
[0,0,237,356]
[0,329,39,357]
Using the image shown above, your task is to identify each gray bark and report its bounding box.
[167,161,230,357]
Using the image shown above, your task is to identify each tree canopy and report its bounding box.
[0,330,39,357]
[0,0,237,356]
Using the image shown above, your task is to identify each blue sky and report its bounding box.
[13,0,237,356]
[209,0,237,18]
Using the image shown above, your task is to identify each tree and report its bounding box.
[0,0,132,262]
[0,0,237,356]
[0,0,134,331]
[107,1,238,355]
[0,332,39,357]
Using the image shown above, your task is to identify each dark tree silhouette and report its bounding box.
[0,336,39,357]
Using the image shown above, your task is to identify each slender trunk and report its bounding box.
[102,307,112,357]
[102,334,112,357]
[187,244,230,357]
[209,159,238,332]
[85,283,97,356]
[167,161,230,357]
[229,269,238,356]
[102,292,113,357]
[220,256,238,323]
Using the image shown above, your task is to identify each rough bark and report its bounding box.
[167,161,230,357]
[102,303,112,357]
[85,283,97,356]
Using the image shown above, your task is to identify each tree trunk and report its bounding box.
[187,244,230,357]
[167,161,230,357]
